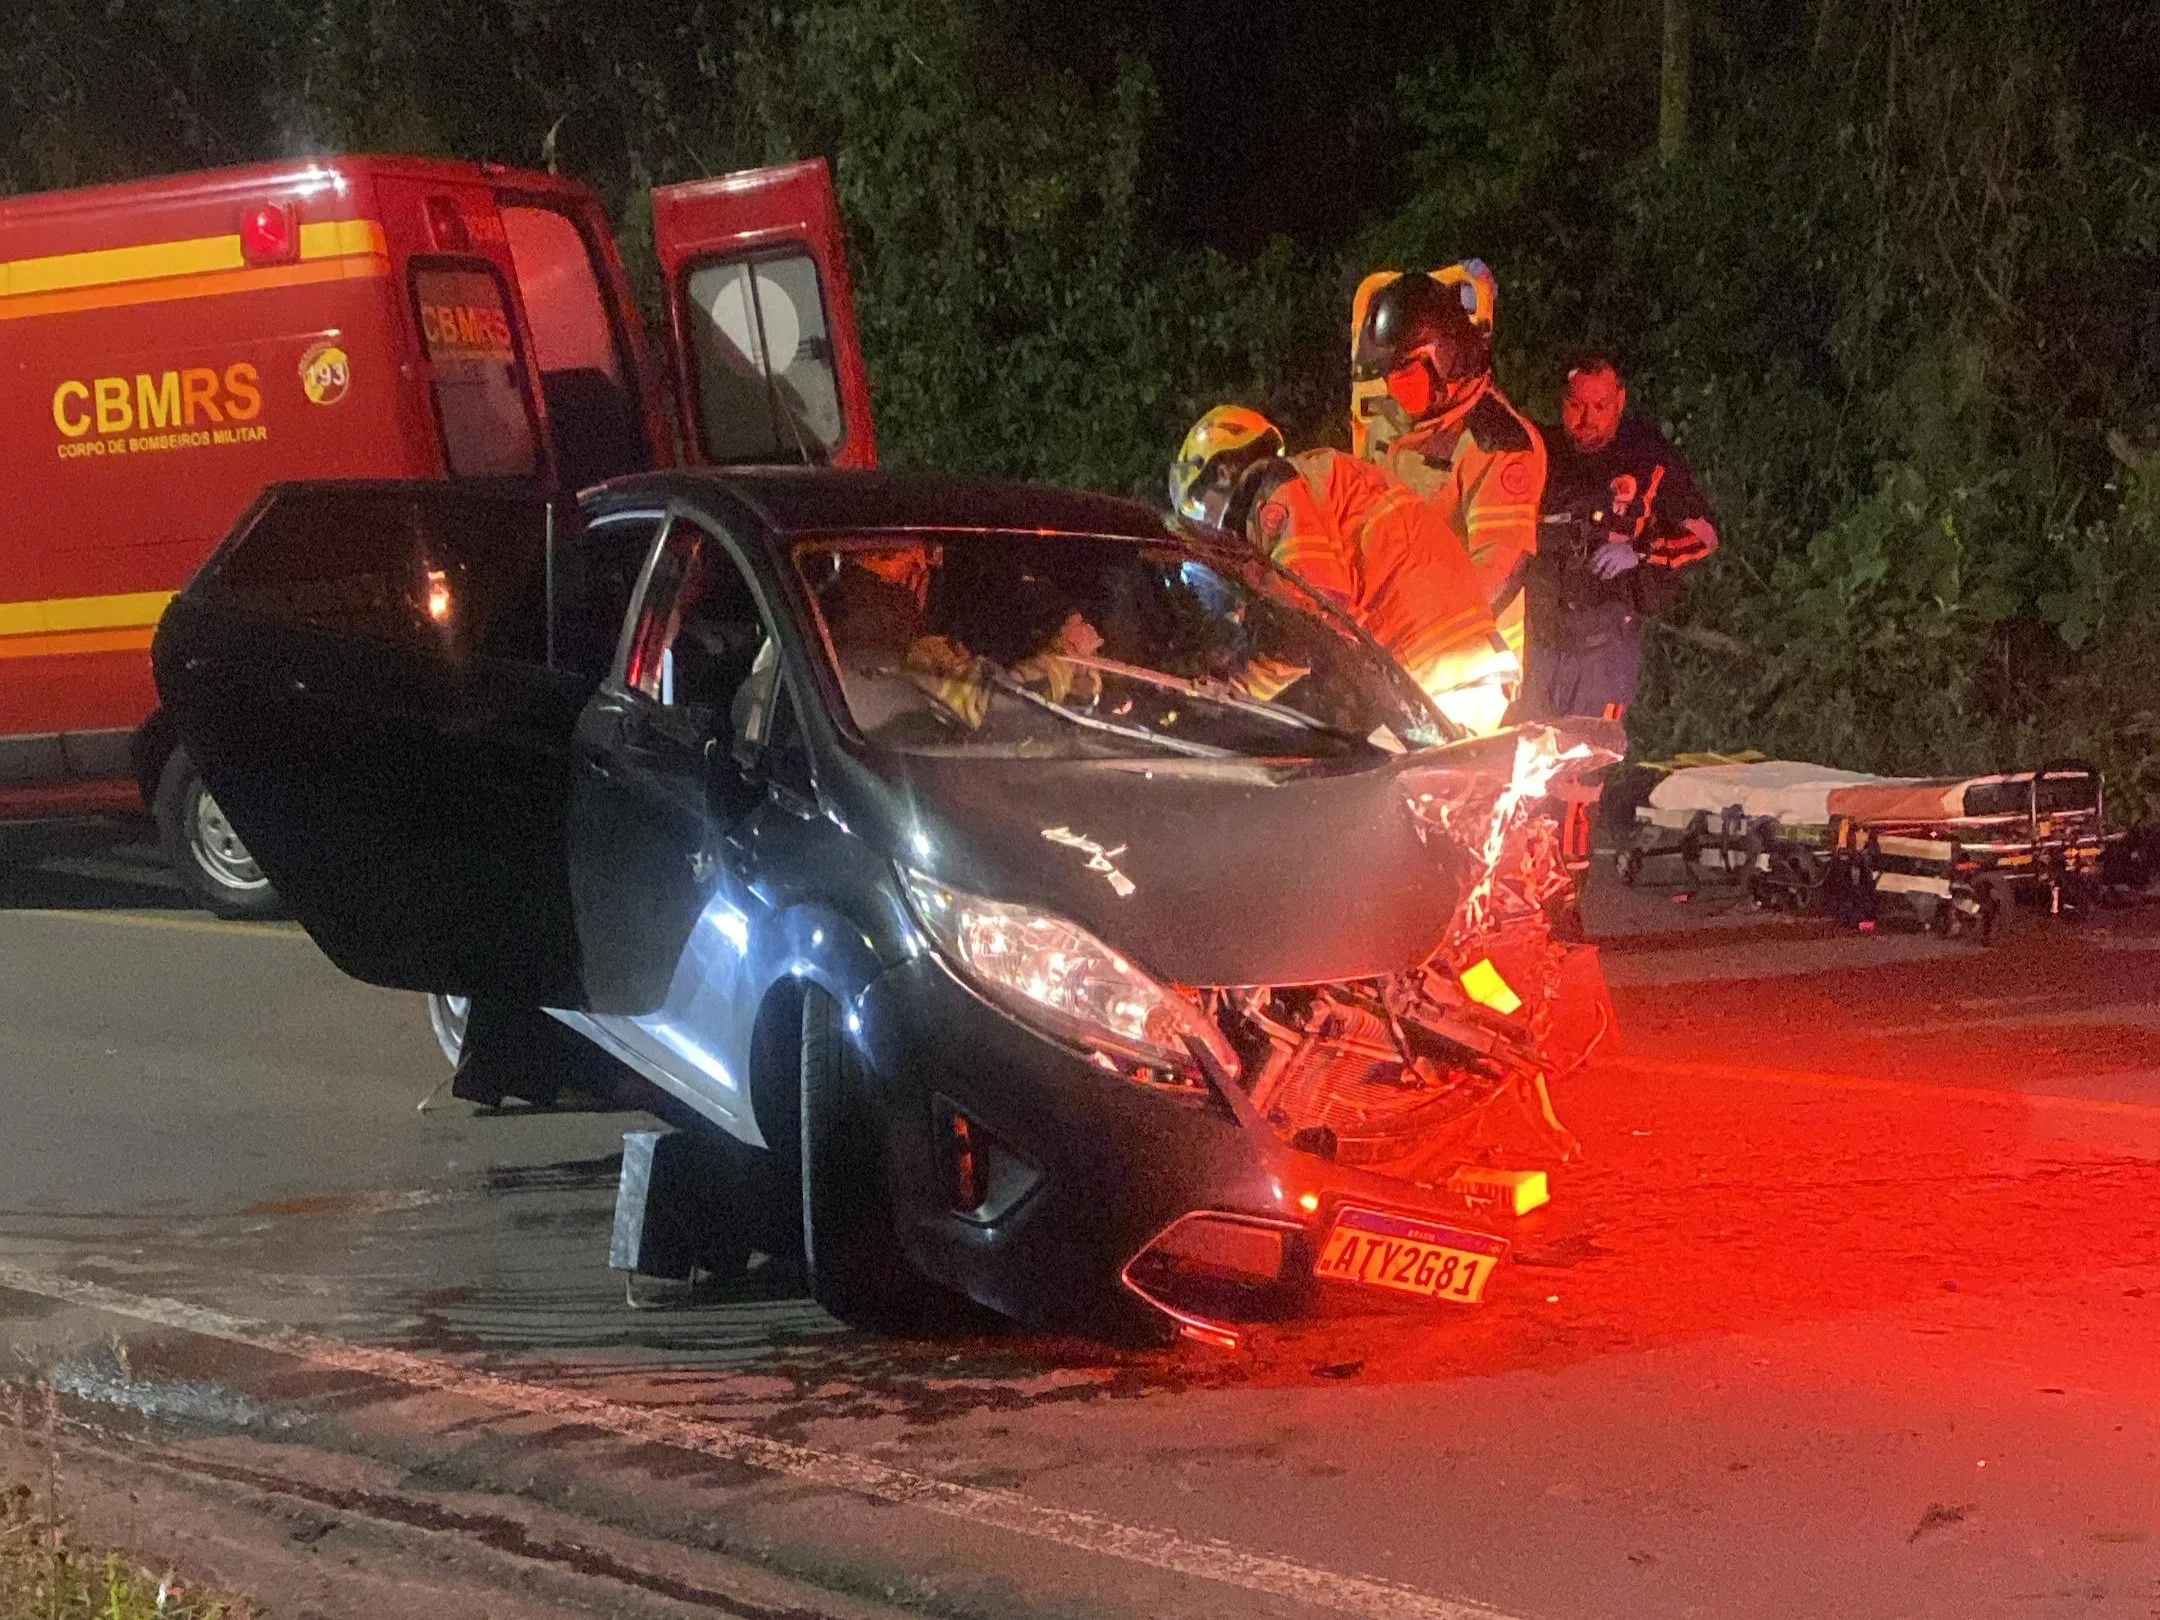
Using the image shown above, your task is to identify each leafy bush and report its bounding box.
[3,0,2154,810]
[0,1482,232,1620]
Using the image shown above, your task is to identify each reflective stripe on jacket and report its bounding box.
[1375,382,1547,657]
[1252,448,1515,716]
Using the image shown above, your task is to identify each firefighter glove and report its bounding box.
[1590,537,1643,579]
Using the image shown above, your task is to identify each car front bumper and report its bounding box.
[852,954,1512,1343]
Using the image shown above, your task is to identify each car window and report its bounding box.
[557,512,662,680]
[619,519,770,727]
[218,485,552,663]
[411,262,540,479]
[683,250,844,465]
[795,530,1448,760]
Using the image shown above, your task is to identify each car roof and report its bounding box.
[600,468,1175,544]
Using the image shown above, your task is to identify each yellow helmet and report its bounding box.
[1169,405,1285,526]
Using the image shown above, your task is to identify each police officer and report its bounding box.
[1353,272,1547,663]
[1516,352,1718,726]
[1170,405,1517,733]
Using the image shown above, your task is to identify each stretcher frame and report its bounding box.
[1617,760,2119,941]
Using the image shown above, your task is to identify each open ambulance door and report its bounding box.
[651,158,877,470]
[152,482,592,1007]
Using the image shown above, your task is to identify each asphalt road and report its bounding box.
[0,823,2156,1620]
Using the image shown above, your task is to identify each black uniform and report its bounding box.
[1516,417,1713,721]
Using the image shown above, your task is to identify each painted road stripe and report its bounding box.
[1603,1054,2160,1122]
[4,909,303,941]
[0,1264,1528,1620]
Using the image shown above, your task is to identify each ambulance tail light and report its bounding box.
[240,203,298,266]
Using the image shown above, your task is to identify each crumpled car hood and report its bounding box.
[863,747,1503,987]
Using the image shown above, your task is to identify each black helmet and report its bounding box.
[1353,273,1490,390]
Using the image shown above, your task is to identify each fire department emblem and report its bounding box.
[299,340,351,406]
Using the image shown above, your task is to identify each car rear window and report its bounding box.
[412,263,540,480]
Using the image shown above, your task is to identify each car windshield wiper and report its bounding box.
[982,666,1234,760]
[1058,653,1363,742]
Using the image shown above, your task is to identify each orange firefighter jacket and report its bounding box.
[1374,381,1547,658]
[1251,448,1512,716]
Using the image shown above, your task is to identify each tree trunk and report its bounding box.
[1660,0,1692,160]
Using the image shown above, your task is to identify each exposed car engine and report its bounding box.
[1204,723,1624,1183]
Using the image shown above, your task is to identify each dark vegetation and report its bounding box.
[5,0,2157,805]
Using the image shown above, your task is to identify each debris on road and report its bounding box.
[1906,1502,1975,1543]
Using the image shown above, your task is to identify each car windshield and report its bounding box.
[795,529,1451,760]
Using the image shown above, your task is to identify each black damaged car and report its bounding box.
[153,471,1618,1344]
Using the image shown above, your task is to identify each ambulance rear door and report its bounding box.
[370,172,550,486]
[651,159,876,470]
[492,182,667,490]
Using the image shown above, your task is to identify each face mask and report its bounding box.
[1386,357,1435,421]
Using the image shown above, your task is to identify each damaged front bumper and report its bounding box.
[859,721,1625,1345]
[854,953,1560,1345]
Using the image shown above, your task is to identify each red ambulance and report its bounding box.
[0,153,875,913]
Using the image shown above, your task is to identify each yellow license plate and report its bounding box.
[1313,1206,1507,1304]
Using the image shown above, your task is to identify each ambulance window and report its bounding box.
[500,205,652,490]
[411,263,540,480]
[684,251,844,465]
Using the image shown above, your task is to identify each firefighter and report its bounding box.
[1517,352,1719,726]
[1353,272,1547,661]
[1170,406,1517,733]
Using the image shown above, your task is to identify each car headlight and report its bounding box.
[902,869,1239,1083]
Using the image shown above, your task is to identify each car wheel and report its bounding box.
[427,993,471,1066]
[154,745,280,919]
[799,985,922,1329]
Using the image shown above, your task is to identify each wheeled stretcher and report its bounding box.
[1618,757,2118,939]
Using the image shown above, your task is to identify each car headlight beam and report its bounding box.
[902,869,1239,1083]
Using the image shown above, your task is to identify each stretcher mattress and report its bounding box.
[1643,760,1903,827]
[1644,759,2083,829]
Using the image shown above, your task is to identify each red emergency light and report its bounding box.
[239,202,298,266]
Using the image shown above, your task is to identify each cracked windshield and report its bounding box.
[798,532,1445,759]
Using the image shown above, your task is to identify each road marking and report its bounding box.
[1603,1055,2160,1122]
[1,909,303,941]
[0,1264,1528,1620]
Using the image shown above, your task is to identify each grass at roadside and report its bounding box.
[1,1481,238,1620]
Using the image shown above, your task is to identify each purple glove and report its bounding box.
[1590,537,1642,579]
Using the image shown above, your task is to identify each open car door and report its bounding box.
[152,482,591,1006]
[652,158,877,470]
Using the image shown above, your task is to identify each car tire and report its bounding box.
[799,985,923,1330]
[154,745,280,919]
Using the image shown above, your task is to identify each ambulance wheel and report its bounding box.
[154,745,280,919]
